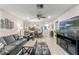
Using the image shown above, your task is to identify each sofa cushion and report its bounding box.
[13,34,19,40]
[3,35,16,45]
[0,43,4,52]
[0,38,7,45]
[0,45,16,55]
[10,38,26,46]
[0,51,5,55]
[3,45,16,54]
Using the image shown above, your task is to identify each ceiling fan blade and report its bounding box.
[41,16,46,18]
[31,16,40,20]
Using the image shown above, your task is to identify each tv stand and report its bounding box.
[56,34,79,55]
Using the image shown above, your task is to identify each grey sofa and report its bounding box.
[0,34,27,55]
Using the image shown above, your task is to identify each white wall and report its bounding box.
[56,5,79,22]
[0,9,24,37]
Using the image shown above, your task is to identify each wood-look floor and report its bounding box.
[35,36,69,55]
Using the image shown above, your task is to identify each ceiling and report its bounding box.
[0,4,76,23]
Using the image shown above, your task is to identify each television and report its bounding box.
[59,16,79,39]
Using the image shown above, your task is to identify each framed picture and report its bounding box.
[1,19,5,28]
[0,18,14,29]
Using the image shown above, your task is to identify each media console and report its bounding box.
[56,34,79,55]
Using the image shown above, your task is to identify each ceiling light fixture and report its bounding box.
[37,4,44,9]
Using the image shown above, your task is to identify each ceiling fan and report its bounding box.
[29,4,47,20]
[36,4,47,20]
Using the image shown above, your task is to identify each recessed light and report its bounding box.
[26,17,30,20]
[47,16,51,19]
